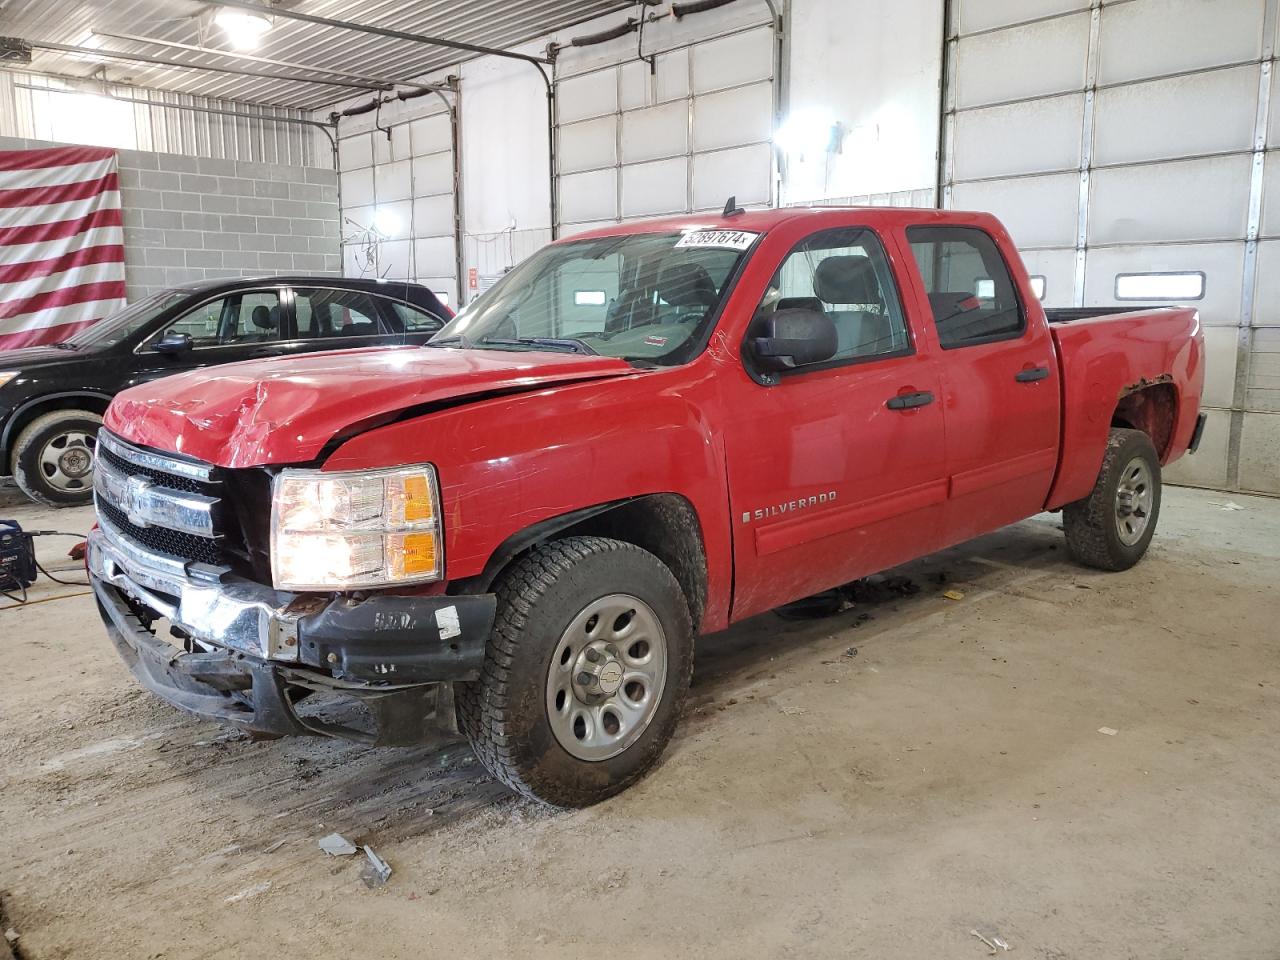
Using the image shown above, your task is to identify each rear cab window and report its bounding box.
[907,226,1025,348]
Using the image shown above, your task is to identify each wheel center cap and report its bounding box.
[597,659,624,696]
[60,449,92,478]
[574,642,626,700]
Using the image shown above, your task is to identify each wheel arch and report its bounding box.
[452,493,709,631]
[1110,380,1179,462]
[2,391,113,472]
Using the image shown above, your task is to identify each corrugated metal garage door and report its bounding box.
[337,99,460,308]
[554,21,777,235]
[942,0,1279,494]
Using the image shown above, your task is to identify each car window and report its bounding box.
[389,300,446,334]
[907,226,1024,348]
[754,226,911,366]
[144,290,284,350]
[294,288,388,341]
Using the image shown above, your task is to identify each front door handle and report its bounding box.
[886,390,935,411]
[1015,366,1051,383]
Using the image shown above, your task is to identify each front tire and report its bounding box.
[1063,427,1162,571]
[457,536,694,807]
[12,409,103,507]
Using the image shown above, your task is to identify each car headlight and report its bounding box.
[0,371,21,390]
[270,464,442,591]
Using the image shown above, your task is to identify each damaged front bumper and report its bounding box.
[88,525,495,746]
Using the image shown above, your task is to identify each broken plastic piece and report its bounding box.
[361,845,393,887]
[943,589,965,601]
[319,832,358,856]
[1098,726,1119,736]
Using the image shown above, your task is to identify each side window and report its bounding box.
[293,289,387,340]
[146,290,283,350]
[907,226,1024,348]
[389,300,446,334]
[756,226,911,366]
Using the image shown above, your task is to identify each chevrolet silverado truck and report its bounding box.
[87,207,1206,807]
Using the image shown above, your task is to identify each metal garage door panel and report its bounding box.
[418,278,455,307]
[619,49,692,108]
[1200,325,1241,409]
[560,116,618,174]
[1253,240,1280,323]
[622,157,689,218]
[374,125,411,166]
[1248,329,1280,412]
[1270,70,1280,148]
[1097,0,1265,86]
[1239,411,1280,492]
[375,199,412,240]
[1083,242,1244,324]
[409,113,451,155]
[1088,155,1252,245]
[1164,407,1230,488]
[375,159,412,203]
[413,195,453,239]
[1257,156,1280,239]
[414,236,456,278]
[692,143,771,209]
[342,244,363,276]
[622,101,688,164]
[954,13,1089,109]
[691,28,773,94]
[338,135,372,171]
[344,204,373,232]
[953,94,1083,180]
[693,82,773,153]
[341,167,374,208]
[1015,248,1076,307]
[561,219,619,239]
[958,0,1088,34]
[560,168,619,223]
[412,153,452,198]
[379,239,412,279]
[1093,66,1259,166]
[950,173,1079,248]
[619,60,648,112]
[558,70,619,124]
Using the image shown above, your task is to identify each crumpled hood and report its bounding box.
[104,345,637,468]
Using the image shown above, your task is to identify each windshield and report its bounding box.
[431,230,757,364]
[67,290,189,348]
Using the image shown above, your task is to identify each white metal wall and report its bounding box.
[336,103,460,307]
[554,21,777,235]
[942,0,1280,495]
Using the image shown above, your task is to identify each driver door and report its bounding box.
[718,225,949,621]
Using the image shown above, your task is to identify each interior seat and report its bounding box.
[812,255,898,358]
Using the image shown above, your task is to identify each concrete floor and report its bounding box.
[0,484,1277,959]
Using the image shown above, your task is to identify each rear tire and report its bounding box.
[457,536,694,808]
[1063,427,1161,571]
[12,409,103,507]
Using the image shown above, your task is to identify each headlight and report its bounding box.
[0,371,20,390]
[270,464,442,591]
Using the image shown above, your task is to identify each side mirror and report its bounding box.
[750,308,838,372]
[153,332,193,355]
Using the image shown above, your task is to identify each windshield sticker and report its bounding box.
[675,230,759,251]
[644,335,669,347]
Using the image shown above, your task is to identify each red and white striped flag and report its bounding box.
[0,145,128,350]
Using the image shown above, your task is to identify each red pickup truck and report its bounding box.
[88,207,1205,806]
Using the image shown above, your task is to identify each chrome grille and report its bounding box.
[93,431,226,569]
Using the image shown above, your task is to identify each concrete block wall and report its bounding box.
[0,136,341,300]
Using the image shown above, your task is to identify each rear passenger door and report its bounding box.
[285,287,395,356]
[904,225,1060,545]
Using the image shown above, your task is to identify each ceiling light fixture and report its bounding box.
[213,7,273,51]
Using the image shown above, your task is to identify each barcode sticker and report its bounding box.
[675,230,758,251]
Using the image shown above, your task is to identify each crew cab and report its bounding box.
[0,276,449,506]
[87,208,1206,807]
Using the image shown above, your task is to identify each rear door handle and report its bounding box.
[886,391,935,410]
[1015,366,1051,383]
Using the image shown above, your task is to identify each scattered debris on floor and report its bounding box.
[845,575,920,604]
[943,589,966,601]
[263,839,288,854]
[1098,726,1119,736]
[224,881,271,904]
[1209,500,1246,511]
[361,846,393,888]
[821,646,858,665]
[779,705,806,717]
[318,833,359,857]
[969,928,1012,954]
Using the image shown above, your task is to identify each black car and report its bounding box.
[0,276,450,506]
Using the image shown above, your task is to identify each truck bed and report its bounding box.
[1045,306,1175,323]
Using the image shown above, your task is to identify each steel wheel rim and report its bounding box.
[546,593,668,762]
[1114,456,1154,546]
[37,429,97,493]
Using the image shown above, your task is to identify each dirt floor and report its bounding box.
[1,483,1278,960]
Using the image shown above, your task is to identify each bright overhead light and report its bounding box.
[774,108,843,159]
[372,207,401,235]
[214,8,273,51]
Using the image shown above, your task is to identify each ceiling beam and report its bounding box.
[91,30,438,93]
[211,0,553,67]
[22,38,388,92]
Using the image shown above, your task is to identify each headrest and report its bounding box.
[659,262,718,308]
[813,255,880,306]
[250,304,277,330]
[777,296,825,313]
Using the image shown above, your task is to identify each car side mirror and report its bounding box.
[750,308,838,372]
[153,332,193,355]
